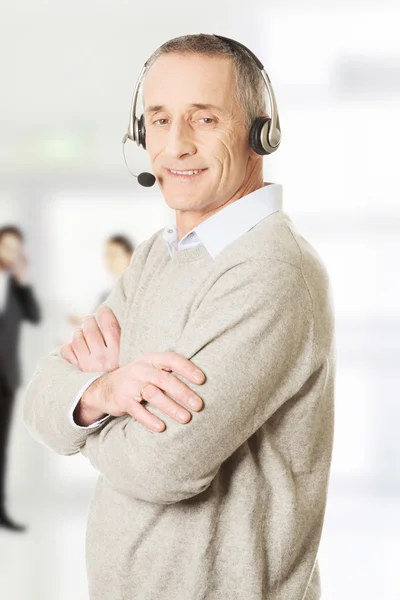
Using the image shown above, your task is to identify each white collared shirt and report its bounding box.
[162,182,283,258]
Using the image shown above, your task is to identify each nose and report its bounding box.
[164,119,196,160]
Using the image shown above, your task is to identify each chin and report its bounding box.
[163,193,208,212]
[162,182,213,208]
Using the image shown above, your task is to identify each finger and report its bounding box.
[147,352,206,385]
[138,383,192,423]
[60,343,79,366]
[96,305,121,351]
[128,400,166,432]
[82,315,107,353]
[143,364,203,412]
[71,327,90,362]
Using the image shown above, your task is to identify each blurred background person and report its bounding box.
[0,225,41,532]
[67,234,134,327]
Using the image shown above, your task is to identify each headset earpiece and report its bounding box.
[214,34,281,156]
[137,114,146,149]
[249,117,272,156]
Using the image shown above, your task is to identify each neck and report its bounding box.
[176,163,264,240]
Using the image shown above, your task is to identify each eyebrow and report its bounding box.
[145,103,223,114]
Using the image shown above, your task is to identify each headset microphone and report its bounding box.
[122,133,156,187]
[137,172,156,187]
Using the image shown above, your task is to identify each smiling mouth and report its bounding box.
[167,168,207,178]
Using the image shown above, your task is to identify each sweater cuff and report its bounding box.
[49,370,111,449]
[70,373,111,430]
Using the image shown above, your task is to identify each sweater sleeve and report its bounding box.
[80,259,315,503]
[22,265,129,456]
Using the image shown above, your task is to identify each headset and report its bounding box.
[122,34,281,187]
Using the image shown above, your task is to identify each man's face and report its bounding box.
[143,53,255,215]
[0,234,23,270]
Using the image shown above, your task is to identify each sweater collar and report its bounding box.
[163,182,283,259]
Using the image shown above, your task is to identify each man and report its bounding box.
[67,234,135,327]
[0,225,41,531]
[23,34,335,599]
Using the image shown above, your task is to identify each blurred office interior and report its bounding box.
[1,1,399,598]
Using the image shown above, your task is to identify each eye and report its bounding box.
[153,118,169,126]
[198,117,214,124]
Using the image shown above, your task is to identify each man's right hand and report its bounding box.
[60,304,205,432]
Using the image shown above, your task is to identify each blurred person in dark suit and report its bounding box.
[0,225,41,532]
[67,234,134,327]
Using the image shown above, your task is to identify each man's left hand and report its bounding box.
[61,305,121,373]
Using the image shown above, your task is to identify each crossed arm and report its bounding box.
[23,249,205,455]
[22,262,130,455]
[73,260,313,504]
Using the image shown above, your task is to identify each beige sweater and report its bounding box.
[23,209,335,600]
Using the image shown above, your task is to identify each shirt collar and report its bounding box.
[163,182,283,259]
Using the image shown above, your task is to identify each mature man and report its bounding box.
[0,225,41,531]
[23,34,335,599]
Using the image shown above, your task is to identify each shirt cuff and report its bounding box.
[70,373,111,429]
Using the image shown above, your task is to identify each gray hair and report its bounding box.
[144,33,266,130]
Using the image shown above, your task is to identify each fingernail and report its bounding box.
[178,409,189,421]
[192,369,204,382]
[189,397,202,410]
